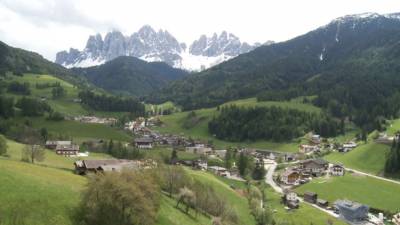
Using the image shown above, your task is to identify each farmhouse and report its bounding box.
[330,164,345,176]
[208,166,230,177]
[74,159,141,174]
[214,149,227,158]
[299,159,328,176]
[304,191,318,204]
[342,141,357,152]
[55,144,80,156]
[317,199,329,208]
[310,134,321,144]
[334,200,369,223]
[45,140,72,149]
[185,146,212,155]
[280,170,300,185]
[299,144,320,154]
[134,137,153,149]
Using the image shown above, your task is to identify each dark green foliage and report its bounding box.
[252,161,266,180]
[209,106,341,142]
[0,41,74,77]
[237,152,249,176]
[78,90,145,115]
[7,81,31,95]
[72,56,188,96]
[35,82,60,89]
[0,96,14,119]
[46,111,64,121]
[51,86,65,99]
[385,138,400,174]
[0,135,7,156]
[15,97,51,117]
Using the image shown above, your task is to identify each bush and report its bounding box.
[46,111,64,121]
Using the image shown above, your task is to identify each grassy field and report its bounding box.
[386,118,400,136]
[324,143,390,175]
[186,169,257,225]
[264,186,346,225]
[295,173,400,213]
[19,117,132,143]
[154,97,321,152]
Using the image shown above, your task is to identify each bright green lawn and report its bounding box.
[386,118,400,136]
[295,174,400,213]
[264,187,346,225]
[186,169,256,225]
[324,143,390,175]
[155,97,320,152]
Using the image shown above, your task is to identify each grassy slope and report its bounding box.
[186,169,256,225]
[324,143,390,175]
[20,117,132,143]
[155,97,320,152]
[0,138,213,225]
[295,173,400,213]
[5,74,129,118]
[264,187,346,225]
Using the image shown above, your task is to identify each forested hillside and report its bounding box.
[150,14,400,131]
[72,56,188,96]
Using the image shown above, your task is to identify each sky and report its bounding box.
[1,0,399,61]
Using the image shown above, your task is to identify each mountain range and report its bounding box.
[56,26,269,71]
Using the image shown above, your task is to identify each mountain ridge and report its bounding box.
[56,26,270,71]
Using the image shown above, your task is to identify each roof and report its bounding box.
[82,159,132,169]
[282,169,300,177]
[134,137,153,143]
[99,161,141,172]
[304,191,317,197]
[46,140,72,146]
[334,199,368,210]
[301,158,328,165]
[56,144,79,151]
[317,199,329,204]
[331,164,344,168]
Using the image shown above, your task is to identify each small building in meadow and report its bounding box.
[334,200,369,223]
[134,137,153,149]
[45,140,72,149]
[330,164,345,176]
[299,144,320,154]
[55,144,80,156]
[317,199,329,208]
[304,191,318,204]
[208,166,230,177]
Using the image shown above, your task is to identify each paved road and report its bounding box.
[264,161,283,193]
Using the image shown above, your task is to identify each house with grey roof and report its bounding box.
[334,199,369,223]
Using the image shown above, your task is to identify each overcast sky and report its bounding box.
[1,0,399,61]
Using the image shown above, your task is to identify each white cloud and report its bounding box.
[1,0,400,61]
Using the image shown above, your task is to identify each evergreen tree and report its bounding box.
[0,135,7,156]
[237,152,248,176]
[170,148,178,163]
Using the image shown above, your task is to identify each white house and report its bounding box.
[214,150,227,158]
[330,164,345,176]
[286,192,298,202]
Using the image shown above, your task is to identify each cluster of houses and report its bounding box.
[74,116,117,125]
[280,158,345,186]
[299,133,358,155]
[45,140,84,157]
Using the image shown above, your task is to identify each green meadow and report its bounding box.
[295,173,400,213]
[324,143,390,175]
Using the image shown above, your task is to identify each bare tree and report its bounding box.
[22,145,45,164]
[176,186,196,214]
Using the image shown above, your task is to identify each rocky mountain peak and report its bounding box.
[55,26,266,71]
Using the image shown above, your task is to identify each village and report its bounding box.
[38,114,400,225]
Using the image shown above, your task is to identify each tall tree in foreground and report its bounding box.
[79,170,160,225]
